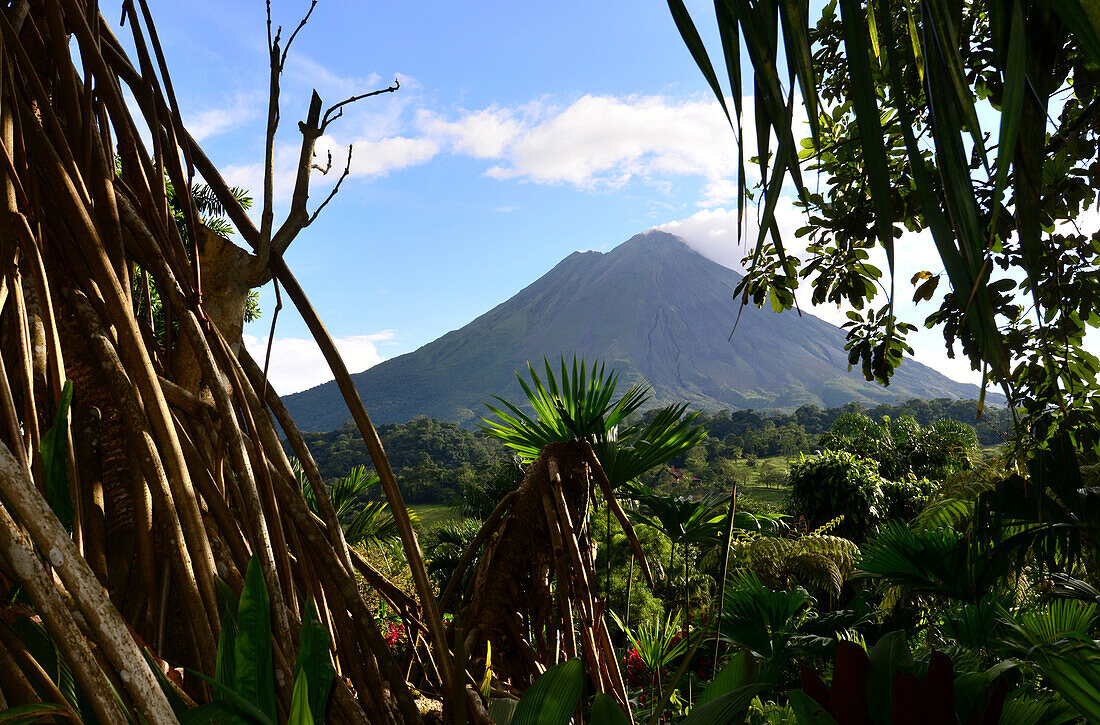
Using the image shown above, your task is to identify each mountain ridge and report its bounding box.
[285,231,991,431]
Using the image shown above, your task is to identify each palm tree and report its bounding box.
[462,356,707,701]
[481,356,708,593]
[481,357,707,485]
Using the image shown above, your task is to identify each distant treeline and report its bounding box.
[673,397,1012,456]
[298,417,508,504]
[296,398,1010,503]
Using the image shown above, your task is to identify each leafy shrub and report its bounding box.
[913,420,979,480]
[819,412,979,483]
[788,451,883,541]
[880,477,935,522]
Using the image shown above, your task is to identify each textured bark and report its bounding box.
[459,441,629,708]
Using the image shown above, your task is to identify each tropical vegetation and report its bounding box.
[0,0,1097,722]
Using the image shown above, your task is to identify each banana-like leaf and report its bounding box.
[510,658,585,725]
[590,692,631,725]
[683,683,768,724]
[695,650,756,709]
[294,600,334,723]
[486,697,519,725]
[786,690,840,724]
[234,557,276,723]
[288,673,314,725]
[40,380,74,529]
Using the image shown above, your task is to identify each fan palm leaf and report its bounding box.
[480,356,705,490]
[1001,600,1100,721]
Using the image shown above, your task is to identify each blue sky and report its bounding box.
[103,0,1037,394]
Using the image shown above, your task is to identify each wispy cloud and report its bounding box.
[242,331,396,394]
[184,91,263,142]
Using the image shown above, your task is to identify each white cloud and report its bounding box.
[243,331,396,394]
[344,136,439,177]
[478,95,739,190]
[418,106,523,158]
[654,200,804,274]
[184,91,262,142]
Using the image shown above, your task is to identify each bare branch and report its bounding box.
[280,0,318,69]
[310,150,332,174]
[321,78,400,132]
[308,144,353,225]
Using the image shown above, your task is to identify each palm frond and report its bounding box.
[479,355,651,459]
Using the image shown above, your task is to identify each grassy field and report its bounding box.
[733,454,793,510]
[409,503,461,530]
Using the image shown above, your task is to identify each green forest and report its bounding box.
[298,397,1011,505]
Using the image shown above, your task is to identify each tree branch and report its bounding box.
[280,0,317,68]
[307,145,352,226]
[320,78,400,133]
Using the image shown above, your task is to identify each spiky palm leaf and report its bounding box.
[480,356,706,490]
[593,403,708,489]
[480,356,648,459]
[625,487,729,547]
[298,464,414,548]
[609,609,689,671]
[717,571,812,664]
[857,521,1010,603]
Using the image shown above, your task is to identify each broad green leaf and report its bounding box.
[186,671,271,725]
[143,648,193,718]
[214,578,240,691]
[838,0,895,272]
[288,673,314,725]
[922,0,991,173]
[177,701,240,725]
[234,557,275,723]
[714,0,748,241]
[988,0,1025,232]
[787,690,840,725]
[778,0,821,146]
[683,684,768,724]
[866,631,912,724]
[40,380,74,529]
[510,658,585,725]
[696,650,755,709]
[487,697,519,725]
[590,692,631,725]
[294,600,334,724]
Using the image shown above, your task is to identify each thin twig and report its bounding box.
[321,79,400,132]
[307,144,352,225]
[280,0,318,68]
